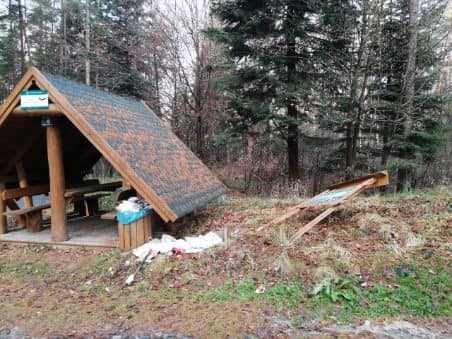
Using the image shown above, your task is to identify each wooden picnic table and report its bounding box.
[64,181,122,199]
[1,181,122,233]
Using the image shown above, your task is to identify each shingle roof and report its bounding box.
[0,68,226,221]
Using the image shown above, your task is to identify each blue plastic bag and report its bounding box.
[117,208,151,225]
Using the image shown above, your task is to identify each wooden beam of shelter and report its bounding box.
[12,104,63,117]
[0,182,6,234]
[2,184,49,200]
[16,162,33,208]
[46,123,68,242]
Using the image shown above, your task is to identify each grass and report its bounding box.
[309,262,452,322]
[0,260,50,278]
[0,187,450,336]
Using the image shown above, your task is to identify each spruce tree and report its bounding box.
[207,0,326,181]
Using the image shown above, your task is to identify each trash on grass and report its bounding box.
[125,274,135,286]
[133,231,223,263]
[255,285,266,294]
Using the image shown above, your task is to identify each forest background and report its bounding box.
[0,0,450,195]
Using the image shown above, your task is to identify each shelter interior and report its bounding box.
[0,82,139,247]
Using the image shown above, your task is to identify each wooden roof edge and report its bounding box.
[326,170,389,190]
[0,67,38,126]
[140,100,228,192]
[29,68,178,222]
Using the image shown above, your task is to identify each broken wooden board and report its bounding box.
[270,171,389,243]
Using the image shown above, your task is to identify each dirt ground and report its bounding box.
[0,188,451,338]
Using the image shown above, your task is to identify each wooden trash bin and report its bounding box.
[118,214,151,250]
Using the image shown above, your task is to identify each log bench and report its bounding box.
[3,203,51,232]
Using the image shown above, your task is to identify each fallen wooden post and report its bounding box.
[270,171,389,243]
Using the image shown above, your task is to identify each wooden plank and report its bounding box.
[3,203,50,216]
[131,221,137,249]
[2,184,49,200]
[327,171,389,190]
[137,217,144,245]
[64,182,122,198]
[47,124,68,242]
[270,206,307,226]
[12,104,63,116]
[16,162,33,208]
[118,223,124,250]
[289,207,339,244]
[272,178,377,225]
[143,215,149,241]
[0,183,6,234]
[101,211,117,220]
[123,224,131,251]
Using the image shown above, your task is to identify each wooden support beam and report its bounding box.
[289,207,338,244]
[46,124,68,242]
[12,103,63,117]
[16,162,33,208]
[0,183,6,234]
[2,184,49,200]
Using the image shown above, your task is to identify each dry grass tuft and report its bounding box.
[274,250,294,276]
[313,265,339,283]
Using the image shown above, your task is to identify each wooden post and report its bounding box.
[16,162,33,208]
[46,123,68,242]
[0,183,7,234]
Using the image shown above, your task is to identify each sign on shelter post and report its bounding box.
[20,90,49,110]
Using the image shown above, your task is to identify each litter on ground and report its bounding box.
[133,231,223,262]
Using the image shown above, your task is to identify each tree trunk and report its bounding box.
[18,0,26,74]
[60,0,67,73]
[345,120,354,178]
[85,0,91,86]
[397,0,420,192]
[8,0,16,85]
[287,104,299,181]
[286,6,299,182]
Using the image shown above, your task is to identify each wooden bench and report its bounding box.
[3,203,51,232]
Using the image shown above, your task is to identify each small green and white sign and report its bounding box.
[20,89,49,110]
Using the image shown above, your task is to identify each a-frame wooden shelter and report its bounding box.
[0,67,226,243]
